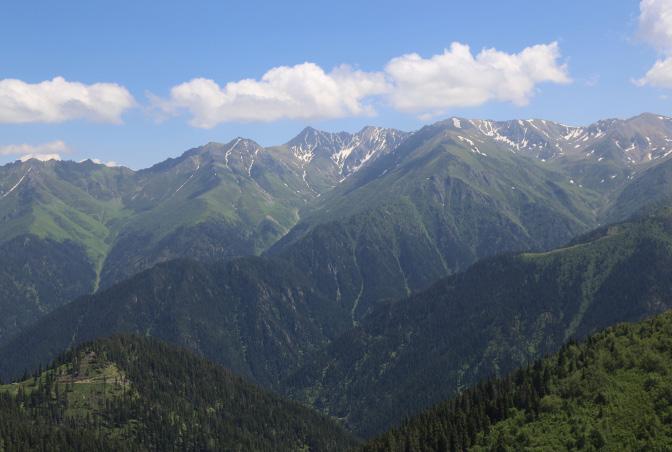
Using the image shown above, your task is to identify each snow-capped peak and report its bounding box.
[286,126,408,177]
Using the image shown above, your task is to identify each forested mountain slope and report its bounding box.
[0,257,352,387]
[4,114,672,423]
[0,335,356,451]
[283,206,672,436]
[363,310,672,451]
[0,235,95,345]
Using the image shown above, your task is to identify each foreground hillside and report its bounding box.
[363,310,672,451]
[0,335,356,451]
[284,206,672,436]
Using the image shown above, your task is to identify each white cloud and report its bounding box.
[0,77,135,124]
[156,42,570,126]
[385,42,570,114]
[19,153,61,162]
[637,0,672,88]
[0,140,70,162]
[637,57,672,87]
[639,0,672,53]
[154,63,390,128]
[89,158,119,167]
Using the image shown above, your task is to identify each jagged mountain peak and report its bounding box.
[196,137,264,157]
[285,125,408,179]
[287,127,341,151]
[429,113,672,165]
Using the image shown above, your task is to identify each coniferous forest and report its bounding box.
[363,311,672,451]
[0,336,356,451]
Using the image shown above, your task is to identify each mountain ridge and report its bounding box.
[2,112,672,354]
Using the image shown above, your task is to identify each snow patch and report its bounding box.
[1,168,31,198]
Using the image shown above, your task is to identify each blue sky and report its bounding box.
[0,0,670,168]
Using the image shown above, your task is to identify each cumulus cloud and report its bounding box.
[385,42,570,114]
[636,0,672,88]
[153,63,390,128]
[0,77,135,124]
[639,0,672,53]
[155,42,570,126]
[0,140,70,162]
[637,57,672,87]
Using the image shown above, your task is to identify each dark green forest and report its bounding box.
[364,310,672,451]
[284,206,672,436]
[0,335,356,451]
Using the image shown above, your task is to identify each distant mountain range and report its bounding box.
[269,113,672,319]
[3,113,672,348]
[0,127,402,343]
[460,113,672,164]
[4,189,672,439]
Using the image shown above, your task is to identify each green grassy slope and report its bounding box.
[0,142,316,344]
[0,160,136,265]
[98,139,314,287]
[0,160,135,344]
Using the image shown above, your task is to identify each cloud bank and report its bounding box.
[155,42,570,127]
[0,43,569,128]
[637,0,672,88]
[0,77,135,124]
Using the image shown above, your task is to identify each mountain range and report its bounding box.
[0,127,402,343]
[3,112,672,444]
[4,111,672,361]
